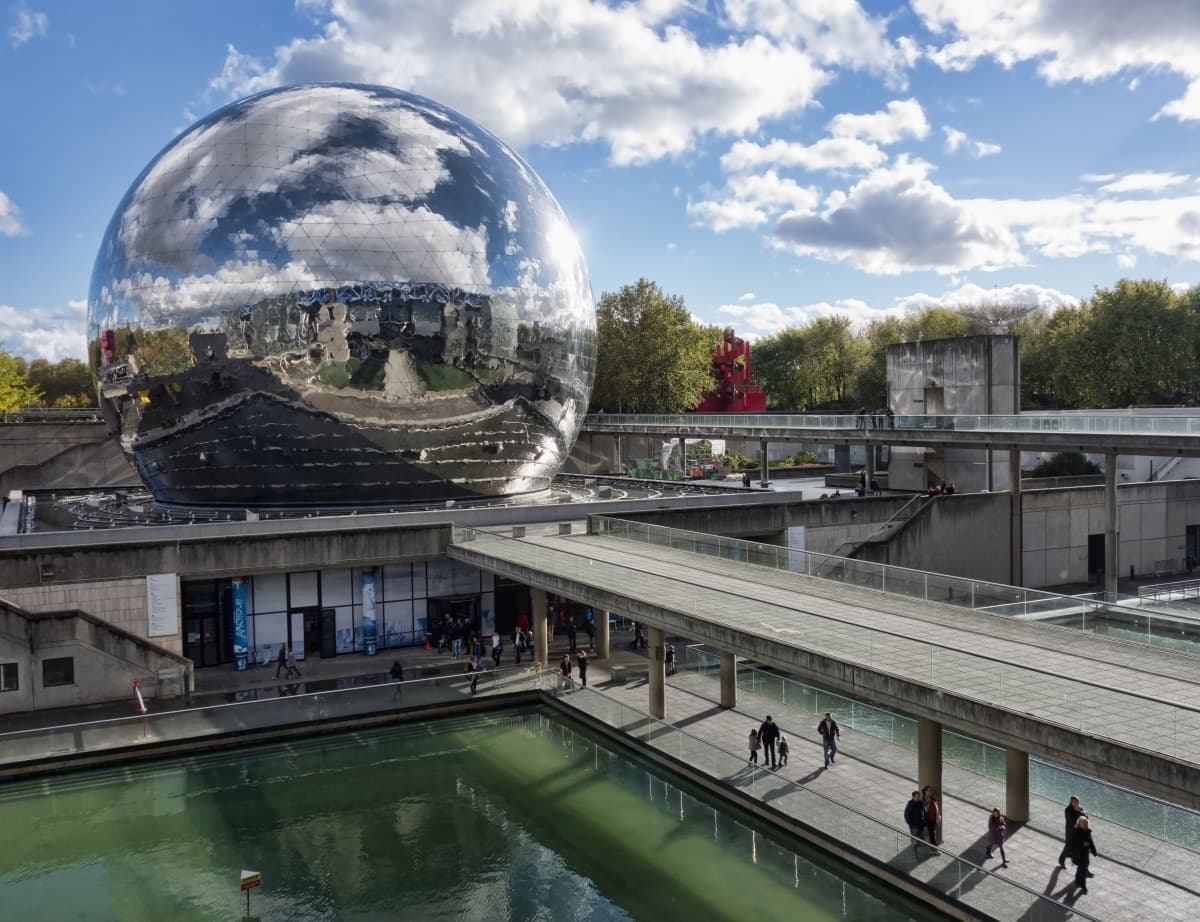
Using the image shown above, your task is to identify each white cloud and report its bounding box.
[769,156,1024,274]
[738,291,757,301]
[721,136,886,173]
[8,2,47,48]
[1091,171,1190,194]
[892,281,1080,313]
[0,189,27,236]
[1117,252,1138,269]
[723,0,906,77]
[828,98,930,144]
[942,125,1001,157]
[688,170,819,231]
[0,300,86,360]
[913,0,1200,123]
[206,0,833,166]
[666,241,677,250]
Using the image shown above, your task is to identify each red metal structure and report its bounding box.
[692,327,767,413]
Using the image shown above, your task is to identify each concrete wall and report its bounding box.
[0,422,137,492]
[0,600,191,713]
[856,493,1012,585]
[887,335,1019,494]
[0,576,177,654]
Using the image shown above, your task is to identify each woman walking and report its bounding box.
[923,787,940,846]
[985,808,1008,867]
[748,728,761,764]
[1069,816,1098,894]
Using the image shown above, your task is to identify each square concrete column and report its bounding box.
[1105,451,1119,596]
[865,441,876,484]
[918,717,943,844]
[719,652,736,708]
[1006,747,1030,823]
[531,587,548,668]
[678,435,687,474]
[648,626,666,719]
[595,609,611,659]
[1010,448,1023,586]
[759,439,769,486]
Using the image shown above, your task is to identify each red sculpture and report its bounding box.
[692,327,767,413]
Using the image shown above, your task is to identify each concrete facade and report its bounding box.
[0,422,137,493]
[887,335,1019,494]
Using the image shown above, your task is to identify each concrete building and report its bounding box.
[887,335,1020,493]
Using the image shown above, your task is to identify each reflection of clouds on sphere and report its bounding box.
[88,83,595,507]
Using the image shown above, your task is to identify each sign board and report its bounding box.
[146,573,179,638]
[232,579,248,672]
[362,569,378,656]
[240,870,261,892]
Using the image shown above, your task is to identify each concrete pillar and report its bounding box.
[678,435,687,475]
[648,626,666,719]
[719,651,736,708]
[918,717,943,844]
[1009,448,1023,587]
[596,609,611,659]
[532,587,548,668]
[865,441,876,485]
[1005,747,1030,823]
[1105,450,1119,597]
[759,439,769,485]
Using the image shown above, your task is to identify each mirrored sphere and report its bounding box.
[87,83,595,507]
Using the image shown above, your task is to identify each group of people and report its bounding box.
[747,711,840,770]
[559,650,590,687]
[903,787,943,853]
[855,407,896,429]
[927,481,956,497]
[273,643,301,679]
[856,473,883,497]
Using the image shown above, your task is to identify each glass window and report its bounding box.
[43,657,74,687]
[0,662,17,692]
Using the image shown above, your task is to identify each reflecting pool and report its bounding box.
[0,709,944,921]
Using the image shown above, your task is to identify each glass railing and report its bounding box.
[451,525,1200,764]
[547,679,1102,922]
[681,645,1200,854]
[583,411,1200,437]
[588,515,1200,654]
[0,666,541,768]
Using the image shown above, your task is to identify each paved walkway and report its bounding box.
[585,659,1200,922]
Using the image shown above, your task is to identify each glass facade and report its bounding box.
[87,83,596,507]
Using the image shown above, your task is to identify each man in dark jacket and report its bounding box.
[817,712,840,766]
[904,791,926,854]
[1069,817,1098,894]
[758,715,781,769]
[1057,796,1086,868]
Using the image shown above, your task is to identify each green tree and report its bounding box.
[753,316,865,410]
[591,279,715,412]
[1029,451,1102,478]
[26,357,97,408]
[0,350,42,411]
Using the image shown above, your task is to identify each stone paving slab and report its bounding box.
[577,661,1200,922]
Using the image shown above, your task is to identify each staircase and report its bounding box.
[828,493,931,560]
[1151,456,1183,481]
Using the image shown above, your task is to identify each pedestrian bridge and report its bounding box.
[449,516,1200,814]
[581,411,1200,456]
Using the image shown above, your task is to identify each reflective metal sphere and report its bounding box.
[87,83,595,507]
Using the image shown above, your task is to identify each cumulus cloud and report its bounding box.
[721,136,887,173]
[738,291,756,301]
[913,0,1200,123]
[1088,171,1190,194]
[0,300,87,360]
[202,0,855,166]
[828,98,929,144]
[769,156,1024,274]
[8,2,47,48]
[0,189,26,236]
[687,170,819,231]
[892,281,1080,313]
[942,126,1001,157]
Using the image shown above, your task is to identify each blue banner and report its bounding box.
[232,579,248,672]
[362,569,378,656]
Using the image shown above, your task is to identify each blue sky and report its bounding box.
[5,0,1200,358]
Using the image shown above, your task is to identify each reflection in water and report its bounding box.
[87,84,595,506]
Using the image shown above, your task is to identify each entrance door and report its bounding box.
[320,608,337,658]
[302,608,323,659]
[1088,534,1105,582]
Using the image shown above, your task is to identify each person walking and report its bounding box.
[464,660,479,694]
[560,653,573,689]
[472,636,484,671]
[390,660,404,701]
[285,644,301,679]
[576,650,589,688]
[665,643,677,676]
[777,734,789,766]
[491,629,503,668]
[275,643,288,679]
[923,787,940,846]
[748,728,761,764]
[450,618,462,659]
[584,617,596,652]
[1057,796,1086,868]
[985,808,1008,867]
[1069,816,1098,894]
[566,616,578,655]
[904,791,926,855]
[817,712,840,766]
[513,626,527,665]
[759,715,781,770]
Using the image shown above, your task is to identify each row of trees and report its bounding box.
[592,277,1200,413]
[0,353,96,411]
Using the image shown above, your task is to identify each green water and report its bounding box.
[0,709,942,921]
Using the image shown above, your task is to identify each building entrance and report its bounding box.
[182,579,234,668]
[302,608,338,659]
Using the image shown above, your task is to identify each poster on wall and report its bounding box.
[145,573,179,638]
[362,568,378,656]
[232,579,248,672]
